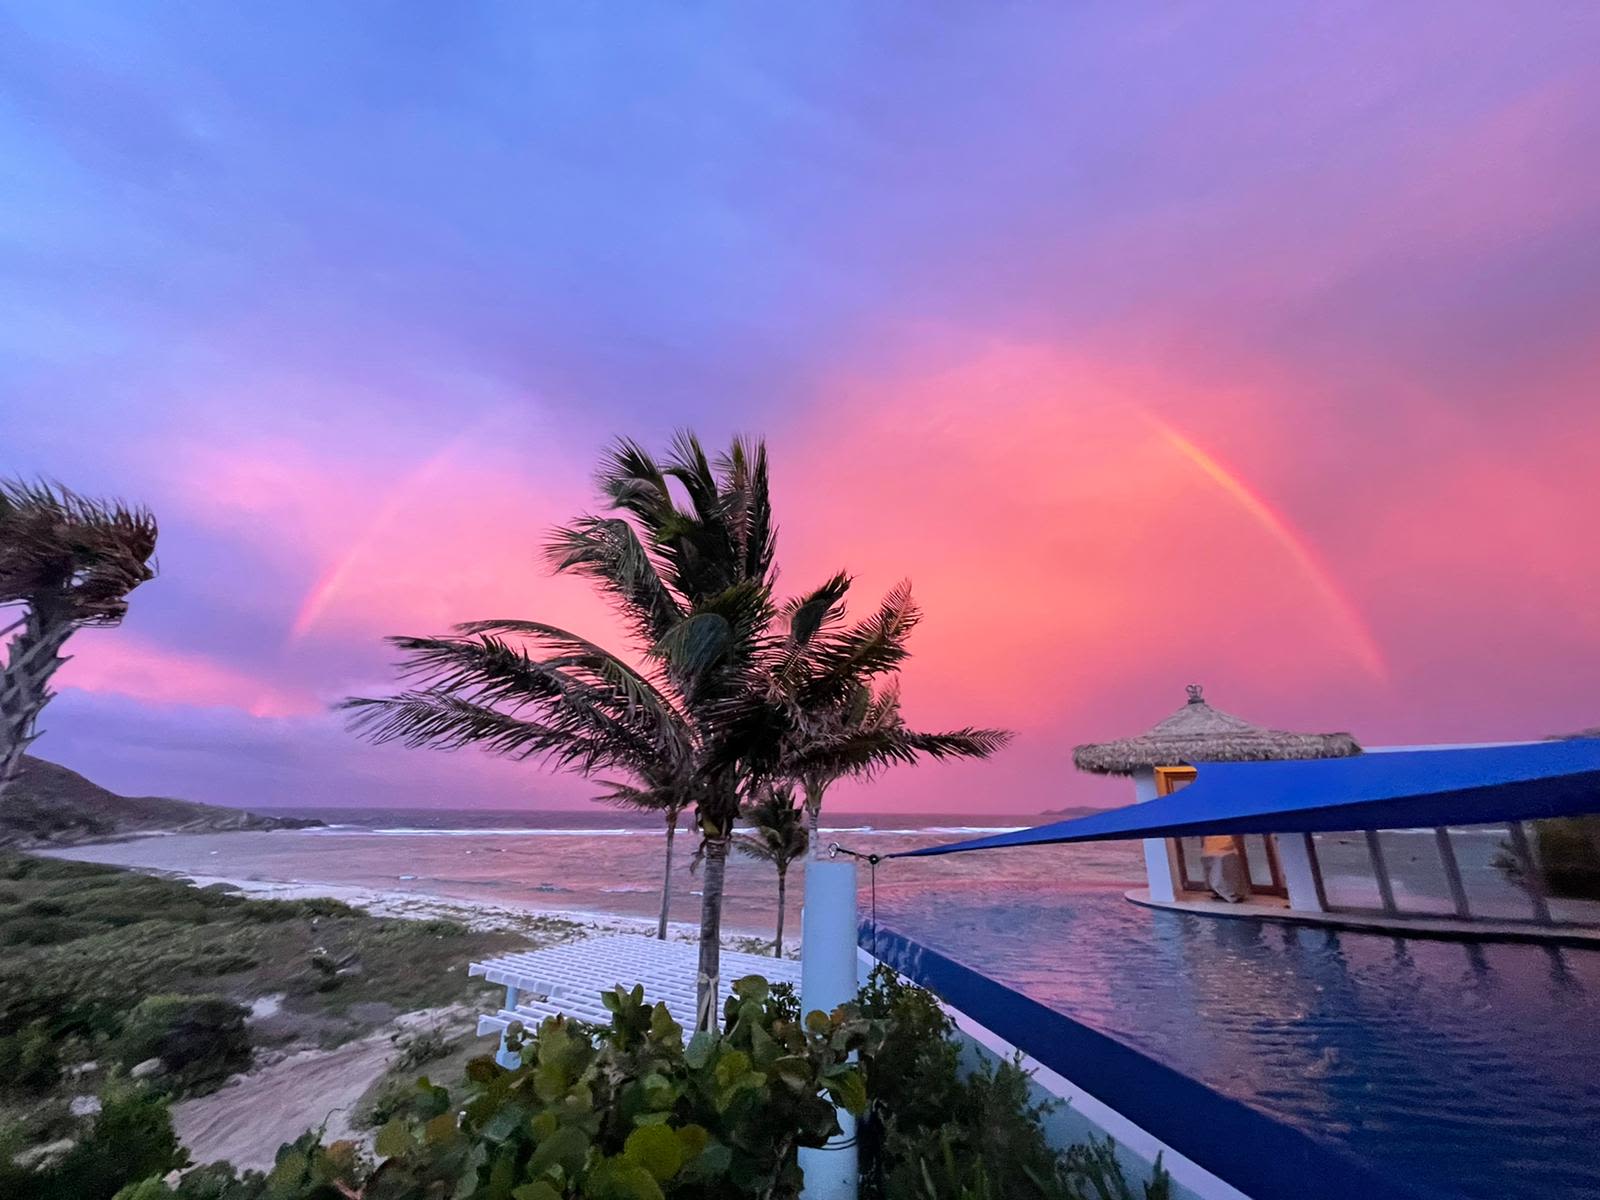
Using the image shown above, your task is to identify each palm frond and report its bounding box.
[664,429,721,523]
[595,438,678,530]
[543,516,684,643]
[339,691,590,762]
[0,478,158,623]
[592,777,694,814]
[369,633,690,768]
[900,727,1014,759]
[714,436,777,583]
[652,612,734,678]
[735,785,809,866]
[451,621,682,722]
[781,572,851,652]
[797,580,921,707]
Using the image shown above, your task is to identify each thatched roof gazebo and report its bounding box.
[1073,685,1360,776]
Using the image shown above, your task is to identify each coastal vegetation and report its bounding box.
[1533,816,1600,898]
[0,481,158,806]
[345,432,1008,1026]
[735,787,809,956]
[21,967,1166,1200]
[0,852,526,1176]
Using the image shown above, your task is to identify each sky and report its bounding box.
[2,3,1598,814]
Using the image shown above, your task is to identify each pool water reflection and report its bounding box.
[876,882,1600,1200]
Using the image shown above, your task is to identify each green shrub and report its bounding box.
[857,966,1170,1200]
[1,916,83,946]
[116,995,251,1090]
[379,975,864,1198]
[391,1026,458,1073]
[293,897,362,919]
[0,859,1167,1200]
[1534,816,1600,899]
[409,917,468,937]
[143,976,865,1200]
[0,1086,187,1200]
[0,1018,62,1093]
[112,1158,269,1200]
[356,1071,417,1131]
[106,972,1169,1200]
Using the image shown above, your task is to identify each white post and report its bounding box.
[799,856,860,1200]
[1276,833,1327,913]
[1133,768,1182,902]
[495,985,521,1068]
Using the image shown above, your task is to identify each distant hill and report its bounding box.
[1037,805,1115,820]
[0,756,321,847]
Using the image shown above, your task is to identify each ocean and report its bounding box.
[47,807,1117,934]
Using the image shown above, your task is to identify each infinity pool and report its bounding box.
[875,882,1600,1200]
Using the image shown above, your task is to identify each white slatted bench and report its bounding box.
[470,934,801,1059]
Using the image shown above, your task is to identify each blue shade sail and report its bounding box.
[895,739,1600,858]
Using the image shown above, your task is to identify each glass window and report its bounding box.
[1452,823,1548,921]
[1311,830,1384,910]
[1374,829,1456,916]
[1241,836,1277,891]
[1177,837,1207,890]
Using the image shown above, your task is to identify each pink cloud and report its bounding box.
[166,425,622,651]
[56,632,316,718]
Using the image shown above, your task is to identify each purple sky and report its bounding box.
[3,4,1598,813]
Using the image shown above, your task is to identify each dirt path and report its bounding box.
[172,1036,393,1171]
[172,1007,473,1172]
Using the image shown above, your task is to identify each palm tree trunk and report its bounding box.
[656,811,678,940]
[695,833,730,1032]
[0,608,72,804]
[774,865,787,958]
[804,778,827,861]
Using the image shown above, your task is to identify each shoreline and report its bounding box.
[181,870,697,938]
[44,857,798,956]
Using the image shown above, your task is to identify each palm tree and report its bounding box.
[344,433,785,1028]
[712,576,1012,855]
[736,785,809,957]
[342,432,1011,1027]
[0,481,157,803]
[594,769,701,940]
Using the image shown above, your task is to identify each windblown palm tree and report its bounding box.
[344,433,783,1028]
[342,432,1011,1028]
[0,480,158,802]
[736,785,809,957]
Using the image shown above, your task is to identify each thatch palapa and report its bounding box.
[1072,684,1360,776]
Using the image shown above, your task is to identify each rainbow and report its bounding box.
[287,419,495,641]
[1139,412,1388,682]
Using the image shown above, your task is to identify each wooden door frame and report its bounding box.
[1155,768,1203,892]
[1156,765,1286,898]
